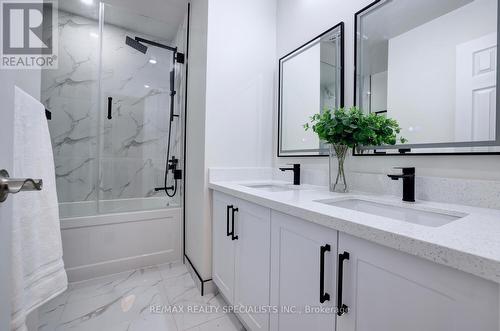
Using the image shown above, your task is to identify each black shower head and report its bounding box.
[125,36,148,54]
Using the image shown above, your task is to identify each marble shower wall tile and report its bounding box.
[99,157,166,200]
[55,157,97,203]
[43,10,183,205]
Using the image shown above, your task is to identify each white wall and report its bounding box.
[185,0,276,280]
[275,0,500,182]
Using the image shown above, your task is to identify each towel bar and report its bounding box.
[0,169,43,203]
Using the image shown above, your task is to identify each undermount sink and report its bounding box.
[243,184,294,192]
[318,198,467,227]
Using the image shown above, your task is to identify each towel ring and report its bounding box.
[0,169,43,203]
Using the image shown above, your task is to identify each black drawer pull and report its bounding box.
[337,251,350,316]
[320,244,331,303]
[107,97,113,120]
[226,205,233,237]
[230,207,239,240]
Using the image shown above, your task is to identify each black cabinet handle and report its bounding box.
[230,207,239,241]
[337,251,350,316]
[320,244,331,303]
[226,205,233,237]
[107,97,113,120]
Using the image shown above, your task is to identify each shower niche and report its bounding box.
[42,2,187,218]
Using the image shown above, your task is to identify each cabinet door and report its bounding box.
[337,233,499,331]
[212,191,236,302]
[270,211,338,331]
[234,200,271,331]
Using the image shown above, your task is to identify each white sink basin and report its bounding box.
[318,198,467,227]
[243,184,294,192]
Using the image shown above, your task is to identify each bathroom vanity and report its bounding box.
[209,177,500,331]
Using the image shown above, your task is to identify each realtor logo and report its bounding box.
[1,0,58,69]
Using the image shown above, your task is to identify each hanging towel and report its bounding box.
[10,87,68,331]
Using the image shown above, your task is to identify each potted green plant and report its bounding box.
[305,107,406,192]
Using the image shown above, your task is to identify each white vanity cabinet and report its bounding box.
[337,233,499,331]
[212,191,271,331]
[212,191,237,302]
[269,211,338,331]
[212,189,500,331]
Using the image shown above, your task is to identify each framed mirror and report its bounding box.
[354,0,500,155]
[278,23,345,157]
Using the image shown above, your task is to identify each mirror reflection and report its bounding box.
[355,0,498,152]
[279,23,344,156]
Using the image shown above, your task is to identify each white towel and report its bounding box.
[11,87,68,331]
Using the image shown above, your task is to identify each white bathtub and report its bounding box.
[59,198,182,282]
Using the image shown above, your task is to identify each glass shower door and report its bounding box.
[98,4,179,214]
[43,5,101,218]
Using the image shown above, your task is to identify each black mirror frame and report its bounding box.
[277,22,345,158]
[353,0,500,156]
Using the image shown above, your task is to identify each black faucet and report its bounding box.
[279,164,301,185]
[387,167,415,202]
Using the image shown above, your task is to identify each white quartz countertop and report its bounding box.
[209,180,500,284]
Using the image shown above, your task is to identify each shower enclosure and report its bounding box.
[42,2,187,219]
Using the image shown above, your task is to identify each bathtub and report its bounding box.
[59,198,182,282]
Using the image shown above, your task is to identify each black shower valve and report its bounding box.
[168,157,179,170]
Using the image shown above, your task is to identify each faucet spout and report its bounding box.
[387,167,415,202]
[279,164,301,186]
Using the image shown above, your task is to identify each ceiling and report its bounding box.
[58,0,188,41]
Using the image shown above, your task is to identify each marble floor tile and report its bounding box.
[56,284,169,330]
[37,291,70,331]
[161,277,227,330]
[67,266,162,303]
[158,261,190,280]
[185,315,245,331]
[38,263,244,331]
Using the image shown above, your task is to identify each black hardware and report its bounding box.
[154,186,174,192]
[125,36,148,54]
[226,205,232,237]
[168,156,179,170]
[45,109,52,120]
[320,244,331,304]
[387,167,415,202]
[107,97,112,120]
[337,251,350,316]
[134,36,177,53]
[277,22,345,158]
[352,0,500,157]
[230,207,239,241]
[279,164,301,185]
[174,169,182,180]
[176,52,185,64]
[398,148,412,154]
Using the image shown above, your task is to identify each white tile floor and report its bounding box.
[37,262,245,331]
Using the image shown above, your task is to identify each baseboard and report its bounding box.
[184,254,214,296]
[66,250,178,282]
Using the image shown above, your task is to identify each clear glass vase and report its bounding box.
[329,145,349,193]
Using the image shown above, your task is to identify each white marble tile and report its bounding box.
[158,261,189,281]
[168,291,227,331]
[38,264,244,331]
[185,315,245,331]
[37,291,70,331]
[161,272,197,304]
[161,272,228,330]
[67,266,163,304]
[56,283,168,330]
[44,10,183,207]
